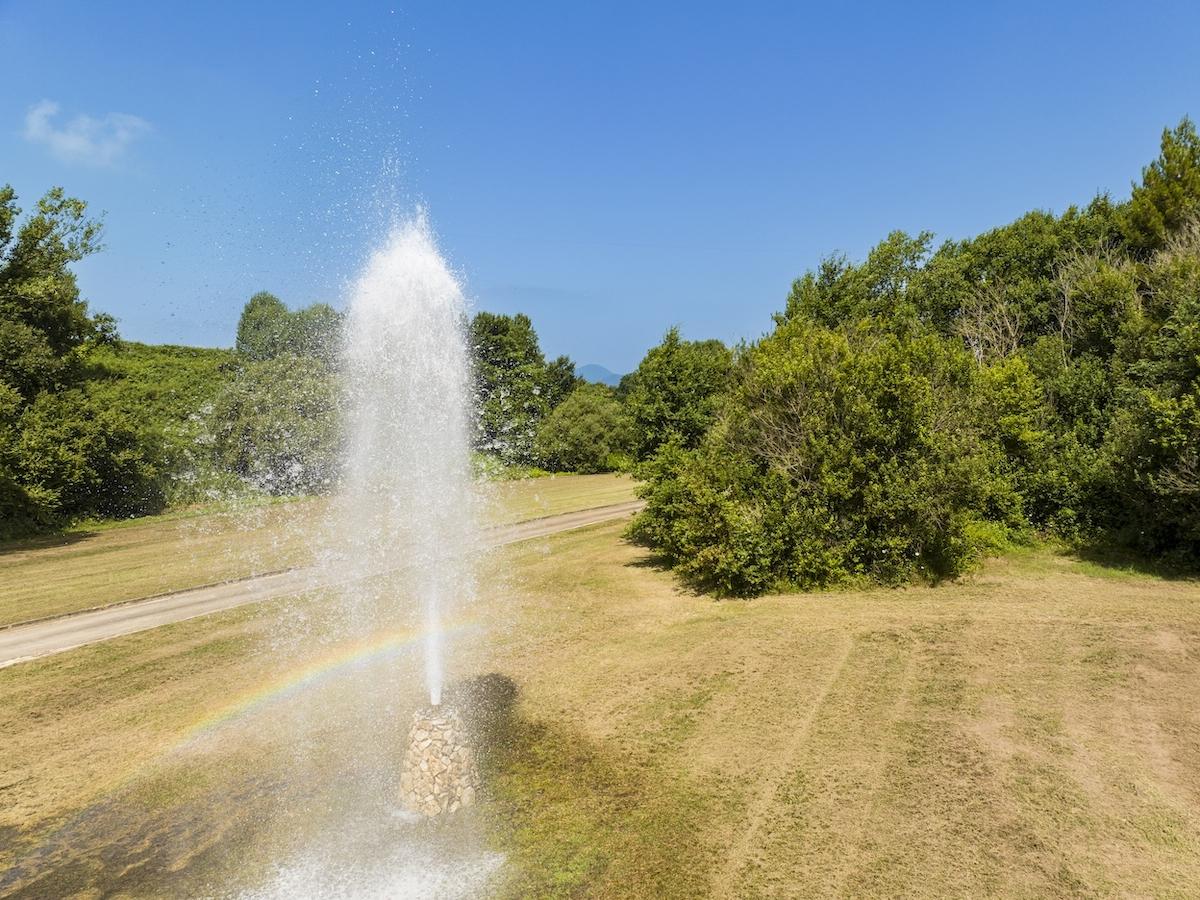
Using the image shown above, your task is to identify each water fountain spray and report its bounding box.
[341,215,482,814]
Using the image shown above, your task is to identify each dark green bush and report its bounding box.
[13,389,163,520]
[631,321,1017,595]
[534,383,634,474]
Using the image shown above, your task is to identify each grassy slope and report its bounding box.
[0,473,637,626]
[2,523,1198,897]
[83,341,236,423]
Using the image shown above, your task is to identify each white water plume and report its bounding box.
[339,214,477,706]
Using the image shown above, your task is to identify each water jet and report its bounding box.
[338,215,484,822]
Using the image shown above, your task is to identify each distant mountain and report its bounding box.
[578,363,623,387]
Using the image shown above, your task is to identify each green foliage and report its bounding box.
[1099,230,1200,556]
[1122,118,1200,256]
[535,383,634,473]
[634,119,1200,590]
[780,230,933,328]
[235,291,289,360]
[1018,340,1112,535]
[83,342,237,504]
[0,185,111,400]
[916,201,1121,343]
[220,292,346,496]
[470,311,579,464]
[0,185,149,535]
[632,322,1013,594]
[209,355,340,495]
[235,291,341,364]
[13,389,162,521]
[622,328,731,460]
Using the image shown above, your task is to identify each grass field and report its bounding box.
[0,473,636,627]
[2,517,1198,897]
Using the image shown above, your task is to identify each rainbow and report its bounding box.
[177,621,480,749]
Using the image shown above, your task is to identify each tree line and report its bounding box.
[0,195,700,537]
[630,118,1200,594]
[7,116,1196,583]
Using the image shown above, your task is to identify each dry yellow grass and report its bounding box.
[483,472,638,523]
[2,522,1199,897]
[0,473,636,627]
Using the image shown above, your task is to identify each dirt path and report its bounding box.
[0,500,643,668]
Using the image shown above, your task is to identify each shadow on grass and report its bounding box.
[1,672,713,899]
[464,672,713,899]
[0,530,97,557]
[0,772,283,899]
[1065,540,1200,582]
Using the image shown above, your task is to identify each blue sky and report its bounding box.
[3,1,1198,371]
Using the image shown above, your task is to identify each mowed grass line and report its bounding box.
[2,519,1199,896]
[0,473,637,627]
[481,526,1200,897]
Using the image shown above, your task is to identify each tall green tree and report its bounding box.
[0,185,111,399]
[209,355,340,495]
[623,328,732,460]
[780,230,933,329]
[235,291,291,361]
[235,292,342,364]
[0,185,147,534]
[469,311,577,464]
[1122,118,1200,256]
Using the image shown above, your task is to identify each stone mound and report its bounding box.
[399,707,480,817]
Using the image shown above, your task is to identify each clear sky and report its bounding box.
[3,1,1198,372]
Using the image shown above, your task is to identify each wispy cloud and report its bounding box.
[23,100,151,167]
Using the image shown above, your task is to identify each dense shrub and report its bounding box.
[209,355,340,495]
[534,383,634,473]
[13,389,162,520]
[631,321,1015,594]
[1099,228,1200,557]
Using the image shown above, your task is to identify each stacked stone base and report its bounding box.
[399,707,480,817]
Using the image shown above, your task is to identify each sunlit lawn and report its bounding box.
[2,519,1199,897]
[0,473,636,627]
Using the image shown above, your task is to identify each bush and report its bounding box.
[12,389,163,520]
[622,328,732,459]
[534,384,633,473]
[630,321,1015,595]
[209,355,340,495]
[1098,232,1200,558]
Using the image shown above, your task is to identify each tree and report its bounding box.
[779,230,933,329]
[1123,118,1200,256]
[0,185,110,399]
[623,328,732,460]
[469,311,577,464]
[209,355,340,495]
[235,291,291,360]
[912,201,1121,341]
[630,321,1013,594]
[1100,225,1200,557]
[535,383,634,473]
[542,354,580,409]
[0,185,154,534]
[287,302,342,364]
[235,292,343,364]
